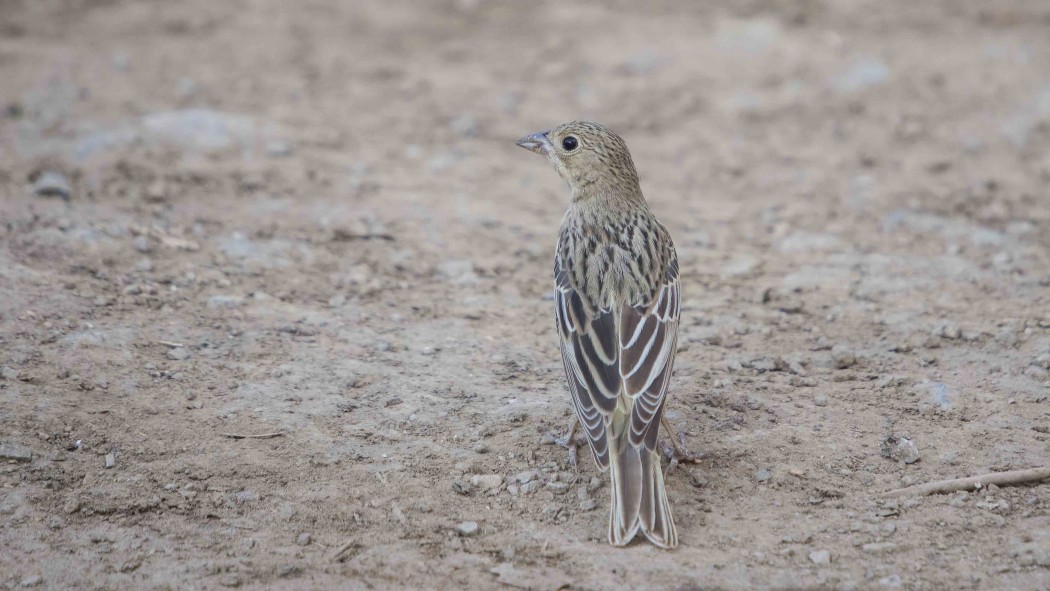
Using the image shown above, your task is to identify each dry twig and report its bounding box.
[221,432,285,440]
[879,467,1050,497]
[330,539,358,562]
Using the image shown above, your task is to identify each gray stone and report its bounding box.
[469,474,503,491]
[104,453,116,468]
[0,442,33,462]
[457,521,479,537]
[881,435,920,464]
[133,235,152,253]
[167,347,190,361]
[808,549,831,565]
[19,575,43,588]
[265,139,293,157]
[436,259,478,285]
[30,171,71,200]
[207,295,244,309]
[296,532,311,546]
[141,109,259,153]
[831,345,856,369]
[756,468,771,482]
[514,470,539,484]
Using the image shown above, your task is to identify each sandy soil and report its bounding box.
[2,1,1050,589]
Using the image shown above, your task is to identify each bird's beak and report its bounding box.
[516,130,551,154]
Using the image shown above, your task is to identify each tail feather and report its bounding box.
[608,443,677,548]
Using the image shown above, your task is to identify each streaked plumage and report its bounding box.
[517,121,681,549]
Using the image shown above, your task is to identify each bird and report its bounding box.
[516,121,690,549]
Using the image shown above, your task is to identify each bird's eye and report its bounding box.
[562,136,578,151]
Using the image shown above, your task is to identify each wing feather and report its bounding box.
[620,269,680,451]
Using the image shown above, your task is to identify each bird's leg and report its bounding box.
[661,415,699,475]
[554,417,580,469]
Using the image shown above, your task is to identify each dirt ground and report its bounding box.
[1,1,1049,589]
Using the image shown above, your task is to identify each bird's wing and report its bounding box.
[619,256,680,450]
[554,255,618,469]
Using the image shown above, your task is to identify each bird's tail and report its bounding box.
[608,441,678,549]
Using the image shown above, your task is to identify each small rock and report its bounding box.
[266,139,293,158]
[0,442,33,462]
[457,521,479,537]
[0,366,18,381]
[19,575,43,588]
[296,533,311,546]
[878,574,903,588]
[30,171,71,200]
[862,542,898,553]
[469,474,503,491]
[133,235,153,253]
[809,549,831,565]
[880,435,920,464]
[814,394,828,407]
[207,295,244,309]
[935,323,961,340]
[545,482,569,493]
[436,259,478,285]
[104,453,116,468]
[756,468,771,482]
[144,180,168,202]
[514,470,539,484]
[384,397,402,407]
[579,499,597,511]
[451,480,469,495]
[519,481,541,495]
[831,345,856,369]
[167,347,190,361]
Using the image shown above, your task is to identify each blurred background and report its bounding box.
[2,1,1049,589]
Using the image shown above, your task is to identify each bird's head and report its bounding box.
[516,121,641,201]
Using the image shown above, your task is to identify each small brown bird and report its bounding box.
[517,121,688,549]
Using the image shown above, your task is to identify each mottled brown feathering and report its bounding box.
[518,121,681,549]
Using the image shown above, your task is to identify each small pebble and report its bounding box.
[167,347,190,361]
[814,394,828,407]
[20,575,43,588]
[469,474,503,491]
[880,435,920,464]
[756,468,771,482]
[831,345,856,369]
[30,171,71,200]
[296,533,311,546]
[134,235,152,253]
[104,453,116,468]
[266,139,294,158]
[809,549,831,565]
[457,521,479,537]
